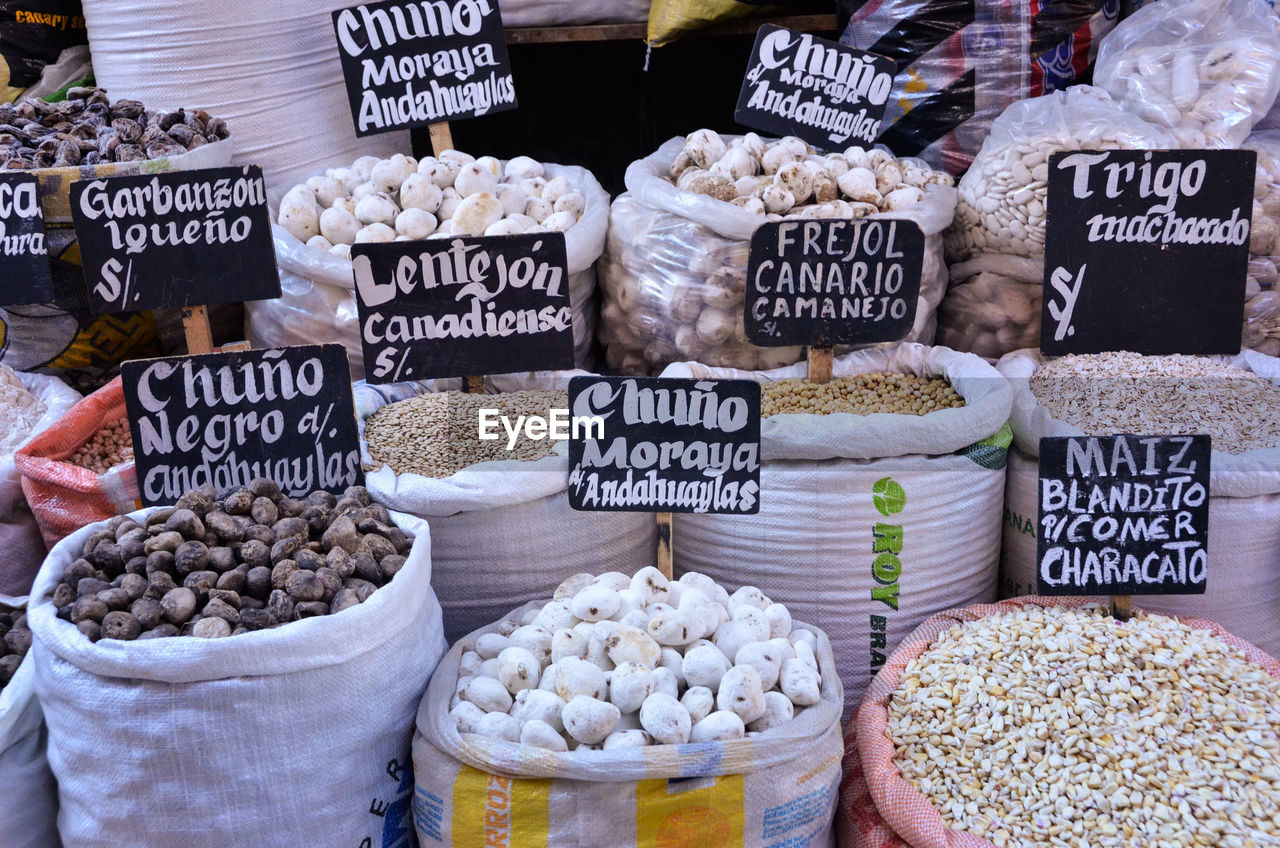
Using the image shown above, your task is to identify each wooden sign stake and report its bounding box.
[808,345,833,385]
[180,305,215,355]
[657,512,673,580]
[1111,595,1132,622]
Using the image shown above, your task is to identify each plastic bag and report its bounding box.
[839,0,1120,175]
[945,85,1175,262]
[0,371,79,596]
[836,596,1280,848]
[28,508,446,848]
[934,255,1043,361]
[356,371,658,643]
[14,377,138,549]
[1245,290,1280,357]
[1094,0,1280,149]
[250,160,610,380]
[0,0,86,101]
[413,601,845,848]
[598,136,957,375]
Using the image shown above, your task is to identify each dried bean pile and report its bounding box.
[50,482,412,641]
[365,389,567,478]
[68,419,133,473]
[0,364,45,455]
[889,605,1280,848]
[1030,352,1280,454]
[761,373,964,417]
[0,608,30,690]
[0,87,229,169]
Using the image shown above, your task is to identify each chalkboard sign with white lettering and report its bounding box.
[70,165,280,315]
[735,24,894,151]
[1042,149,1254,356]
[0,172,52,305]
[352,231,573,382]
[1036,434,1210,596]
[745,217,922,346]
[567,377,761,515]
[122,345,363,507]
[333,0,517,137]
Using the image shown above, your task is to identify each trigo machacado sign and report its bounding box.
[69,165,280,314]
[1036,434,1210,596]
[0,172,53,306]
[735,23,894,150]
[567,377,761,515]
[121,344,363,507]
[351,231,574,382]
[744,217,923,346]
[333,0,517,136]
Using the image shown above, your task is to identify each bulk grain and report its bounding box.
[27,486,446,848]
[998,349,1280,656]
[842,598,1280,848]
[663,344,1013,721]
[356,373,656,643]
[412,571,846,848]
[0,598,60,848]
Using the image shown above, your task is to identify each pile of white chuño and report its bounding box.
[276,151,586,258]
[449,568,822,751]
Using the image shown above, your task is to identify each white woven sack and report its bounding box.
[356,371,656,643]
[495,0,648,25]
[1,373,79,596]
[662,344,1012,722]
[997,348,1280,656]
[251,161,609,379]
[412,602,844,848]
[0,595,60,848]
[81,0,408,193]
[28,509,446,848]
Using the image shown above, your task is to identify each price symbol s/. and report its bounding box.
[1046,263,1086,341]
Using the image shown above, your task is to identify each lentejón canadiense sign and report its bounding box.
[1042,149,1255,356]
[567,377,761,515]
[121,345,363,507]
[70,165,280,314]
[333,0,516,136]
[351,231,574,382]
[744,217,923,346]
[1036,434,1210,596]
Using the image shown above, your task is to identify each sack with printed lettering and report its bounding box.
[412,602,845,848]
[996,348,1280,657]
[662,343,1012,723]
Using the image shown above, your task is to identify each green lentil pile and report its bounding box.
[761,373,965,417]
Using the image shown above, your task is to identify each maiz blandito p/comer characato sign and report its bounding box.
[351,231,573,382]
[1042,149,1255,356]
[567,377,761,515]
[1036,434,1210,596]
[333,0,516,136]
[745,217,922,346]
[735,23,894,150]
[121,345,363,507]
[70,165,280,314]
[0,172,53,305]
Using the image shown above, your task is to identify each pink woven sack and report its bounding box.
[836,595,1280,848]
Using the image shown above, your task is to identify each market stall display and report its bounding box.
[997,349,1280,656]
[599,131,957,374]
[664,344,1012,720]
[840,598,1280,848]
[412,569,845,848]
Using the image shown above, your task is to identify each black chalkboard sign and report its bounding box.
[0,173,53,306]
[1036,434,1210,596]
[332,0,517,137]
[744,218,922,346]
[121,344,363,507]
[1042,149,1254,356]
[70,165,280,315]
[735,24,894,151]
[352,232,573,382]
[567,377,761,515]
